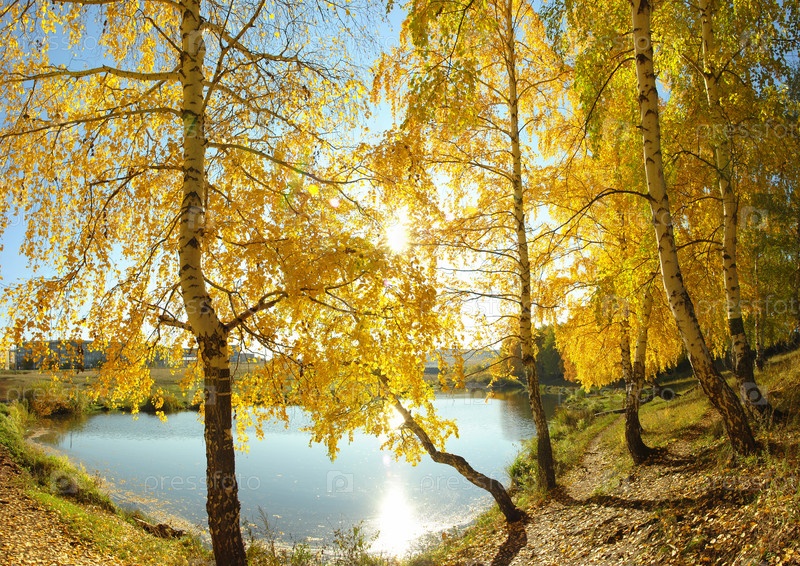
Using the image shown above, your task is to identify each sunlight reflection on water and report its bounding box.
[39,391,560,556]
[372,483,418,555]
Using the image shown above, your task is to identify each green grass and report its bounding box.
[0,402,211,565]
[508,387,624,499]
[29,490,209,565]
[1,404,114,508]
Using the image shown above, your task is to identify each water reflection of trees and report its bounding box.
[34,413,91,446]
[432,389,554,442]
[495,391,564,442]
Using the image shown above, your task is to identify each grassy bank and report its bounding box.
[0,402,211,565]
[0,402,418,565]
[7,352,797,565]
[405,388,628,565]
[508,387,625,499]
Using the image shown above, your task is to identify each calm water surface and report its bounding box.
[39,391,558,556]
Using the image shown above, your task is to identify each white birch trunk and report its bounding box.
[698,0,770,417]
[179,1,247,562]
[630,0,756,455]
[504,0,556,490]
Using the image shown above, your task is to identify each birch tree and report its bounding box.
[375,0,567,492]
[553,182,682,463]
[0,1,455,563]
[629,0,757,455]
[684,0,800,416]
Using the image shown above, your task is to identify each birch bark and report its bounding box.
[624,289,653,463]
[629,0,757,455]
[179,1,247,562]
[697,0,771,417]
[505,0,557,490]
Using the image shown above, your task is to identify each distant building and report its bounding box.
[12,341,262,370]
[14,340,105,371]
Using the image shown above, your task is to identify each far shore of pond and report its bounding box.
[0,366,581,418]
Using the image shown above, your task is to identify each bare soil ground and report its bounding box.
[437,413,800,566]
[0,444,122,566]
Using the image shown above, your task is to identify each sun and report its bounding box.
[385,207,410,253]
[386,407,405,429]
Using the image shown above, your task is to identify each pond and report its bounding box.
[37,390,561,556]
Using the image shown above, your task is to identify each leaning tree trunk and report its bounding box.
[622,290,654,464]
[504,0,557,491]
[391,395,525,523]
[698,0,771,417]
[630,0,757,456]
[180,1,247,563]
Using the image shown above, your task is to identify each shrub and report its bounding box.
[140,392,184,414]
[244,511,398,566]
[22,381,89,417]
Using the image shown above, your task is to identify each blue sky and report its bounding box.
[0,216,28,287]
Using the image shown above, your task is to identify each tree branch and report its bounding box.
[225,291,288,331]
[56,0,179,5]
[376,371,525,522]
[10,65,178,82]
[208,141,366,186]
[201,19,309,65]
[158,314,193,332]
[1,108,181,139]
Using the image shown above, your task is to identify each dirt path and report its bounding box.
[0,446,122,566]
[440,414,800,566]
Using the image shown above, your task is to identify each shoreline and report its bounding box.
[23,425,208,542]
